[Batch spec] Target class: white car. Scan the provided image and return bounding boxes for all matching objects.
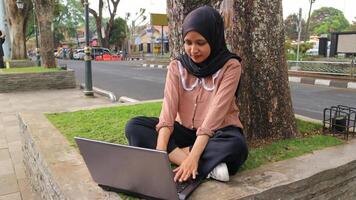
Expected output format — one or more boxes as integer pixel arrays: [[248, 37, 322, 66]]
[[73, 49, 85, 60], [306, 48, 318, 56]]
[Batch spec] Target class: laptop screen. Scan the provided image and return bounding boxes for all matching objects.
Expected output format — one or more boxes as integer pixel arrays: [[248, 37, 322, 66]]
[[75, 137, 179, 200]]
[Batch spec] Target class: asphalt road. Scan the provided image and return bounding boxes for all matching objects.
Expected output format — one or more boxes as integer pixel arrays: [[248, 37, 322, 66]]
[[59, 59, 166, 100], [59, 59, 356, 120]]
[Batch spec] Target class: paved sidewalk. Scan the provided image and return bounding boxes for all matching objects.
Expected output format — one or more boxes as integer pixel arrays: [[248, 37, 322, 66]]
[[0, 89, 117, 200]]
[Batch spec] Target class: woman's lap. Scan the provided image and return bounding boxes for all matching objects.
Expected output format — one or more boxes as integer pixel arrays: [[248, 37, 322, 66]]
[[125, 116, 196, 152], [125, 116, 248, 176]]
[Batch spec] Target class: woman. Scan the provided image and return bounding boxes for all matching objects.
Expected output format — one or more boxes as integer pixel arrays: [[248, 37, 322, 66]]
[[0, 30, 5, 68], [125, 6, 248, 183]]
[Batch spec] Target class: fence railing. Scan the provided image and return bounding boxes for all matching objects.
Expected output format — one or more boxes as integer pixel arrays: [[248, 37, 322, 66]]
[[287, 60, 355, 77]]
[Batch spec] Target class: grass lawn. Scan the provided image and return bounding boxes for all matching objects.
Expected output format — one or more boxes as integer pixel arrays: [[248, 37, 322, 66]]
[[0, 66, 61, 73], [46, 102, 343, 199], [46, 102, 343, 172]]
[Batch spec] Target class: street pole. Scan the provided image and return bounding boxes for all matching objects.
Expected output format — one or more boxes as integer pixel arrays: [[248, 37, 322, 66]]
[[296, 8, 302, 67], [76, 32, 80, 47], [32, 0, 40, 66], [83, 0, 93, 96], [161, 25, 164, 56]]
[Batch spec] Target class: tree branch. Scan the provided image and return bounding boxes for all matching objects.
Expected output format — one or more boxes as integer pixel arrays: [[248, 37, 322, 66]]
[[107, 0, 112, 15], [88, 7, 98, 19]]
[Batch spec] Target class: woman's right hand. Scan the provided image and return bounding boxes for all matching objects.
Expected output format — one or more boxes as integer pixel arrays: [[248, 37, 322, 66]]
[[156, 127, 171, 151]]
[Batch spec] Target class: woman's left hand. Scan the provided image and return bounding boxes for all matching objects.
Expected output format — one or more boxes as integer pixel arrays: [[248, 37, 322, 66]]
[[173, 155, 199, 182]]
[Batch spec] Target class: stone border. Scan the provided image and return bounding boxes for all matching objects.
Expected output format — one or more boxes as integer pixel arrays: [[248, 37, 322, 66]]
[[5, 60, 36, 68], [18, 101, 356, 199], [0, 70, 76, 93], [19, 113, 120, 200]]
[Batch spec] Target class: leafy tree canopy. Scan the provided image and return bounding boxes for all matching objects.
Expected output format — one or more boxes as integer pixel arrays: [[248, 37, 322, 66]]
[[348, 17, 356, 31], [284, 13, 306, 41], [52, 0, 84, 46], [309, 7, 349, 35], [109, 17, 128, 47]]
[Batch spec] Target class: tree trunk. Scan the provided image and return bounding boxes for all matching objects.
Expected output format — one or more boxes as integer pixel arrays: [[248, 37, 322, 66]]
[[95, 16, 104, 46], [34, 0, 56, 67], [4, 0, 31, 59], [224, 0, 298, 140], [167, 0, 298, 141]]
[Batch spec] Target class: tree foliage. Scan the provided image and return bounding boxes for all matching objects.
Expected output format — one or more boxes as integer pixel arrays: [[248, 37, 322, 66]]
[[348, 17, 356, 31], [26, 0, 83, 46], [109, 17, 128, 49], [309, 7, 350, 35], [284, 13, 306, 41], [53, 0, 84, 46], [83, 0, 120, 48]]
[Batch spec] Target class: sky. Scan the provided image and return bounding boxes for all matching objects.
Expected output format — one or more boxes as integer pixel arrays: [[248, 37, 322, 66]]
[[90, 0, 356, 24], [282, 0, 355, 22]]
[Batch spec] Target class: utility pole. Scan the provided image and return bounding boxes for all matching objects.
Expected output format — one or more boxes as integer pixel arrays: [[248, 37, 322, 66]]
[[32, 0, 40, 66], [83, 0, 93, 96], [296, 8, 302, 66], [304, 0, 316, 41]]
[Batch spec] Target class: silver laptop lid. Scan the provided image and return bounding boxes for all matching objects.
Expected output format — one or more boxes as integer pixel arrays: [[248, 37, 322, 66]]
[[75, 137, 179, 200]]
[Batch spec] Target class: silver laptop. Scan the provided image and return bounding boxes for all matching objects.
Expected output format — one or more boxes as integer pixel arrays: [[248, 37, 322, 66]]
[[75, 137, 202, 200]]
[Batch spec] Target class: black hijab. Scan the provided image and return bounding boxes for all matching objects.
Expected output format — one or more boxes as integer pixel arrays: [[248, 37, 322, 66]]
[[177, 6, 241, 78]]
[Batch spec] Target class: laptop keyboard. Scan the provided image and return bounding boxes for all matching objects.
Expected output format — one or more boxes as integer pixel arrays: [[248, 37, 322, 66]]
[[176, 179, 195, 193]]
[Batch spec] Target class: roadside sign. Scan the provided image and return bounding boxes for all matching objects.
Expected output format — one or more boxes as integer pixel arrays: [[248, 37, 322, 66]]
[[337, 33, 356, 54], [151, 14, 168, 26]]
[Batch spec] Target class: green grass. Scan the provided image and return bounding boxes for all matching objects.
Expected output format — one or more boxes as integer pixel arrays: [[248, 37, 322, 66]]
[[0, 66, 61, 73], [46, 102, 343, 199], [296, 118, 323, 134], [47, 102, 343, 169], [46, 102, 162, 147]]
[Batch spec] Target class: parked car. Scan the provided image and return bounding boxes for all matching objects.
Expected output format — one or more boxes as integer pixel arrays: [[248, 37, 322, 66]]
[[73, 49, 85, 60], [306, 48, 318, 56], [91, 47, 111, 59]]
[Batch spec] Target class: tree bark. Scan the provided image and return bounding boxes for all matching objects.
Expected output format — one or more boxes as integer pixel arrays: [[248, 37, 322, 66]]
[[88, 0, 103, 47], [225, 0, 298, 140], [34, 0, 56, 67], [167, 0, 298, 141], [4, 0, 31, 59]]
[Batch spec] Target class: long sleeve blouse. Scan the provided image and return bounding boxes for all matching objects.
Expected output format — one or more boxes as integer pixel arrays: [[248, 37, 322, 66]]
[[156, 58, 243, 137]]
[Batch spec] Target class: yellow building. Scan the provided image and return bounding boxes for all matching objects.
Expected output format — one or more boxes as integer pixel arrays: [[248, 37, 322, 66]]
[[130, 25, 169, 54]]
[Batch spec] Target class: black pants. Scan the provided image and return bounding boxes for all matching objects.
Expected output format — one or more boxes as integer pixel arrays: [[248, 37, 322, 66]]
[[0, 56, 4, 68], [125, 116, 248, 177]]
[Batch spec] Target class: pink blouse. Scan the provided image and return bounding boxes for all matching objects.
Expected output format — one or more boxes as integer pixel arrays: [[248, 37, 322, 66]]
[[156, 59, 243, 137]]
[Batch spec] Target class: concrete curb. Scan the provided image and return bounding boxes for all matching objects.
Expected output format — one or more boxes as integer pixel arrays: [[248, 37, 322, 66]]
[[140, 62, 356, 90], [127, 57, 144, 61], [118, 96, 140, 103], [142, 63, 168, 69], [289, 76, 356, 89], [295, 114, 322, 124], [79, 83, 117, 102]]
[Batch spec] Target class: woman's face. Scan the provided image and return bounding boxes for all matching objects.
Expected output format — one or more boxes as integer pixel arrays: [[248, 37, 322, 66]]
[[184, 31, 211, 63]]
